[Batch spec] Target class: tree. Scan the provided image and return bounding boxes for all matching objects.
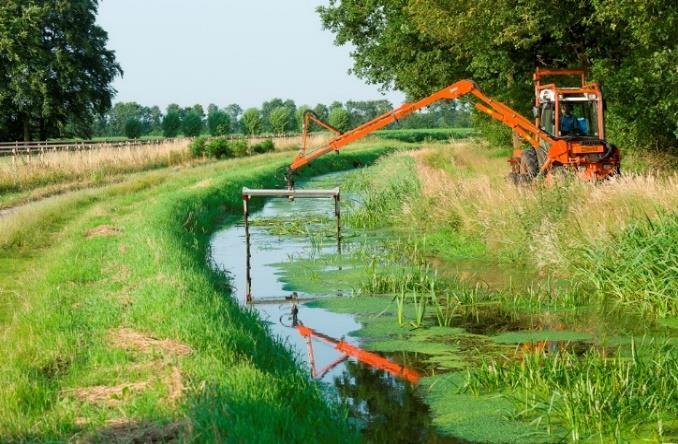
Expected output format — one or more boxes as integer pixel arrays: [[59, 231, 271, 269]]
[[0, 0, 122, 141], [269, 106, 291, 134], [162, 111, 181, 137], [182, 111, 203, 137], [191, 104, 205, 119], [261, 98, 296, 132], [313, 104, 329, 121], [207, 109, 231, 136], [295, 105, 311, 132], [328, 107, 351, 132], [345, 100, 392, 126], [318, 0, 678, 151], [124, 118, 143, 139], [241, 108, 261, 135], [224, 104, 242, 132]]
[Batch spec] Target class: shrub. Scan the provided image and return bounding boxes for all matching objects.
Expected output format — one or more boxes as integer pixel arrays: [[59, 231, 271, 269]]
[[124, 118, 143, 139], [205, 137, 231, 159], [189, 136, 207, 157], [230, 139, 249, 157], [251, 139, 275, 154]]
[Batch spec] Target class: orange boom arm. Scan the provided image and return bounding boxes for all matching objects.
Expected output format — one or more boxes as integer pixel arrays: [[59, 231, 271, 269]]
[[289, 80, 556, 174]]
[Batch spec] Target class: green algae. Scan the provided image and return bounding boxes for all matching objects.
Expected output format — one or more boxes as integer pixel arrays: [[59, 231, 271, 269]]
[[490, 330, 593, 344], [422, 373, 557, 443]]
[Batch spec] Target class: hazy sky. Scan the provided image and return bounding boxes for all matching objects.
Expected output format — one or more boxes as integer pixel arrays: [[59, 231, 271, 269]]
[[96, 0, 405, 110]]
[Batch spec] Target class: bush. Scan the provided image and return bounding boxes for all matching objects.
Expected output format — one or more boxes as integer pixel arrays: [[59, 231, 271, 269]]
[[189, 136, 207, 157], [230, 140, 249, 157], [251, 139, 275, 154], [205, 138, 231, 159]]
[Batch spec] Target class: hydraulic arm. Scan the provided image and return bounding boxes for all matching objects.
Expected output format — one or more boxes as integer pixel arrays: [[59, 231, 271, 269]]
[[290, 80, 552, 171], [288, 77, 619, 184]]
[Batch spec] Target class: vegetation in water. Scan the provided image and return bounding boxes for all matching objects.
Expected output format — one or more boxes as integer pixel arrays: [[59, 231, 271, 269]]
[[273, 140, 677, 443], [463, 341, 678, 442]]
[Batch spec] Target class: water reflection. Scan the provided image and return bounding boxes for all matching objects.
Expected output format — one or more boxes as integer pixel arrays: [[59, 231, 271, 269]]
[[331, 361, 464, 444]]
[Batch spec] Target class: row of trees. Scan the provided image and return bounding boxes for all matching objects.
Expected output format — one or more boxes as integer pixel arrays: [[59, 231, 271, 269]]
[[94, 98, 471, 139], [318, 0, 677, 151]]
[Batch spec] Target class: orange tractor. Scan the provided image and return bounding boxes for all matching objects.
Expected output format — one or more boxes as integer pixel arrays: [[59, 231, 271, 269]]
[[287, 68, 620, 186]]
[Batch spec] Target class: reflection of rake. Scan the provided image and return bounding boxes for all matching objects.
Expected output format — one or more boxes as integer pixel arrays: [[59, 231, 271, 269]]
[[296, 325, 421, 383]]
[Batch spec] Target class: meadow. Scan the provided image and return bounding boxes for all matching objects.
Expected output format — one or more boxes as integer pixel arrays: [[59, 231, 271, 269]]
[[0, 133, 331, 210]]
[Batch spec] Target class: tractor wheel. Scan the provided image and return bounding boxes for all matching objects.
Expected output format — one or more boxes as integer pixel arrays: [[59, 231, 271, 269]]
[[520, 148, 540, 180]]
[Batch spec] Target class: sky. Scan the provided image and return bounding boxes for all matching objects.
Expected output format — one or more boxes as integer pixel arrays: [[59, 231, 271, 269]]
[[96, 0, 406, 111]]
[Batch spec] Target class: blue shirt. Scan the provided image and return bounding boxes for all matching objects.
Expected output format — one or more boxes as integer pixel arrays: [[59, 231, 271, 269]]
[[560, 114, 578, 135]]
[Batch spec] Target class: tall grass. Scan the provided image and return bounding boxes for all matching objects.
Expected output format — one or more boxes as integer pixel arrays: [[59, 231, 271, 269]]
[[395, 142, 678, 316], [0, 139, 192, 198], [464, 341, 678, 442]]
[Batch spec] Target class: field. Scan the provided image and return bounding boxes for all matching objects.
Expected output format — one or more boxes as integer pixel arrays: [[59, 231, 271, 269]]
[[0, 141, 400, 441], [0, 133, 331, 210], [0, 132, 676, 442]]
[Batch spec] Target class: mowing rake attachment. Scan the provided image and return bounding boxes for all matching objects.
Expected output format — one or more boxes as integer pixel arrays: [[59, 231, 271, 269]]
[[296, 325, 421, 383], [241, 187, 341, 303]]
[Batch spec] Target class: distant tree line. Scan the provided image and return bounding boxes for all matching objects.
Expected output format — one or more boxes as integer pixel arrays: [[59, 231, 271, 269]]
[[92, 98, 471, 139]]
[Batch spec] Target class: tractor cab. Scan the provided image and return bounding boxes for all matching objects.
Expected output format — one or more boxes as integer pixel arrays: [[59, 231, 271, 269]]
[[533, 68, 605, 141]]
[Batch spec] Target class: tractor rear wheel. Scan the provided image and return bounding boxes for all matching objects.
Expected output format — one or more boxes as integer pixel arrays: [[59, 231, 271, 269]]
[[520, 148, 540, 180]]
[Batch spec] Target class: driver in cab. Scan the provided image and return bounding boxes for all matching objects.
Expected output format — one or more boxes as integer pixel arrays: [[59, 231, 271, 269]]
[[560, 103, 580, 136]]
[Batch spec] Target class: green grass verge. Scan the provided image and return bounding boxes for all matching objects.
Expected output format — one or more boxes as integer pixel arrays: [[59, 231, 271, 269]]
[[374, 128, 477, 143], [0, 143, 395, 441]]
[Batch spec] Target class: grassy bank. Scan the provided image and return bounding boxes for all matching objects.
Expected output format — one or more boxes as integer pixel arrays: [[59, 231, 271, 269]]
[[374, 127, 477, 143], [347, 142, 678, 316], [277, 141, 677, 442], [0, 142, 396, 441]]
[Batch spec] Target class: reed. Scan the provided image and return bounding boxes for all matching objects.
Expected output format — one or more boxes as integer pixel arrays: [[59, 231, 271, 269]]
[[463, 340, 677, 442]]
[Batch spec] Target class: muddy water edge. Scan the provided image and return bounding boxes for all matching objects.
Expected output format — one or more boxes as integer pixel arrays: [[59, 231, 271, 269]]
[[210, 169, 677, 443]]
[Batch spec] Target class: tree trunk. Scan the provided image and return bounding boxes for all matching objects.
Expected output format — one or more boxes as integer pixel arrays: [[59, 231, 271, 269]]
[[22, 113, 31, 142], [39, 117, 47, 141]]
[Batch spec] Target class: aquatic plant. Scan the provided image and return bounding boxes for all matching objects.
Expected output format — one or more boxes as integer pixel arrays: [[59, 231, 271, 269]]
[[463, 340, 678, 442]]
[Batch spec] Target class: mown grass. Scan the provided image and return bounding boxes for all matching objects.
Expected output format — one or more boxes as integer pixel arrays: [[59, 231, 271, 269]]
[[0, 142, 396, 441]]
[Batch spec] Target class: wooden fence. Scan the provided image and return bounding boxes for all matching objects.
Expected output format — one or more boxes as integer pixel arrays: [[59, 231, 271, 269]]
[[0, 133, 305, 158]]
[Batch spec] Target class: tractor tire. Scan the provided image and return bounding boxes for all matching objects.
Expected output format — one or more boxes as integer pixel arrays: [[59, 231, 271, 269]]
[[520, 148, 540, 180]]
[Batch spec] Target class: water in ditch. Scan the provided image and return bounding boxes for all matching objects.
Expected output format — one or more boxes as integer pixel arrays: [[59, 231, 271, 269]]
[[209, 171, 461, 443]]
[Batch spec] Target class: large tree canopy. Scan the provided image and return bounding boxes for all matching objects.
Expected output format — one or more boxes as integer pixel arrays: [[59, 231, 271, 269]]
[[0, 0, 122, 141], [318, 0, 677, 151]]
